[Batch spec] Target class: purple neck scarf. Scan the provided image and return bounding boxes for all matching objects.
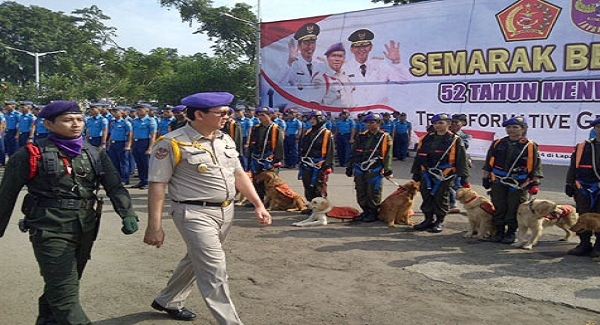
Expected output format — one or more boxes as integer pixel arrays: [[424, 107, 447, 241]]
[[48, 133, 83, 157]]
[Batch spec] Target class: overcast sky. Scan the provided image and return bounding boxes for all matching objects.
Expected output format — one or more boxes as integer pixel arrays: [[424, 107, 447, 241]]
[[12, 0, 388, 56]]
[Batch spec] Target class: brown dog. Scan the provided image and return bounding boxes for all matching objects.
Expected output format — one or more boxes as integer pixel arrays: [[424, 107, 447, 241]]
[[378, 180, 419, 227], [235, 171, 253, 206], [254, 170, 307, 211], [570, 213, 600, 233], [455, 188, 495, 240], [516, 199, 579, 250]]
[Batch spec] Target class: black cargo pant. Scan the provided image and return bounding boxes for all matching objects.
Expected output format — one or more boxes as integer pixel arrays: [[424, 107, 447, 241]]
[[31, 229, 95, 325]]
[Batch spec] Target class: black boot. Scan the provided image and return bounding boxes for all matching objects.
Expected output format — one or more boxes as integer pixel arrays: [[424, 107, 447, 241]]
[[427, 215, 445, 233], [591, 233, 600, 258], [352, 210, 368, 222], [362, 207, 380, 223], [501, 224, 517, 244], [413, 213, 434, 231], [568, 231, 594, 256], [489, 225, 505, 243]]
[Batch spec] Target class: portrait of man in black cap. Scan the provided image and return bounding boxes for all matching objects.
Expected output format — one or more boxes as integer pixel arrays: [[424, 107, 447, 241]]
[[279, 22, 325, 93], [346, 28, 411, 106]]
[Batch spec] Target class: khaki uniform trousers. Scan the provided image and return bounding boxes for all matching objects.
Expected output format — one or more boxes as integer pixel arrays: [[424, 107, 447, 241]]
[[155, 202, 243, 325]]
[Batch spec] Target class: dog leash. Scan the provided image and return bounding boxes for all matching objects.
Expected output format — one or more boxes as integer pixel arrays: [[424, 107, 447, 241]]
[[385, 177, 401, 187]]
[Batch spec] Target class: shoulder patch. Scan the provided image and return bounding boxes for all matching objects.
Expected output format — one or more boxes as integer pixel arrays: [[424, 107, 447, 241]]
[[154, 147, 169, 160]]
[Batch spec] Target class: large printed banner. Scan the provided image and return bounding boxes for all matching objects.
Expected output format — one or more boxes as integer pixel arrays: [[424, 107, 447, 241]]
[[259, 0, 600, 165]]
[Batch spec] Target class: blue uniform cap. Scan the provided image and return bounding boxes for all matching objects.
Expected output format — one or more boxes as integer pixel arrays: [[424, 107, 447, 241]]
[[362, 112, 382, 122], [172, 105, 186, 113], [234, 104, 246, 111], [502, 116, 527, 127], [5, 100, 17, 105], [452, 114, 467, 124], [90, 102, 110, 108], [256, 106, 274, 114], [181, 92, 234, 110], [135, 103, 152, 109], [590, 117, 600, 127], [38, 101, 82, 119], [324, 42, 345, 56], [430, 113, 452, 123], [20, 100, 34, 106]]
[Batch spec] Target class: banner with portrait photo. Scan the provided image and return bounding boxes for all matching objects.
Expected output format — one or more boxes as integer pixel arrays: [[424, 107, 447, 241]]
[[259, 0, 600, 165]]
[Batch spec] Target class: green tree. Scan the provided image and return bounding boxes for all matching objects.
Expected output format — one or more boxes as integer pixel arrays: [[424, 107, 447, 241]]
[[159, 0, 257, 63]]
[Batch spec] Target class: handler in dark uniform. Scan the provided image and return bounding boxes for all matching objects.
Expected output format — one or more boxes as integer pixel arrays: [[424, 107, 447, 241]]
[[0, 101, 138, 325], [144, 92, 271, 324], [411, 113, 470, 233], [168, 105, 187, 132], [221, 108, 243, 155], [298, 110, 335, 205], [247, 106, 284, 200], [565, 117, 600, 257], [482, 117, 542, 244], [346, 112, 394, 223]]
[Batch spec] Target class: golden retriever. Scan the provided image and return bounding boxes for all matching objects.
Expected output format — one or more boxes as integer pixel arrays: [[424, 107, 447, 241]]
[[455, 188, 495, 240], [516, 199, 579, 250], [378, 180, 419, 227], [292, 197, 332, 227], [254, 170, 307, 211]]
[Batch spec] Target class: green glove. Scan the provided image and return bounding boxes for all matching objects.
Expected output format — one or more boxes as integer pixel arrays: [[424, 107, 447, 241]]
[[121, 215, 139, 235]]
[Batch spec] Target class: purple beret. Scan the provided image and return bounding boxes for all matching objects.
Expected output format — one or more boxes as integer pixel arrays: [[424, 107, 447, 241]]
[[589, 117, 600, 127], [430, 113, 452, 123], [172, 105, 186, 113], [324, 42, 345, 56], [308, 110, 326, 120], [502, 116, 527, 127], [38, 101, 82, 119], [256, 106, 274, 114], [181, 92, 234, 110], [362, 112, 382, 122]]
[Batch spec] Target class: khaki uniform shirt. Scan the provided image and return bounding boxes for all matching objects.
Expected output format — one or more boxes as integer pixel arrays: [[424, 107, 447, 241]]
[[149, 124, 242, 202]]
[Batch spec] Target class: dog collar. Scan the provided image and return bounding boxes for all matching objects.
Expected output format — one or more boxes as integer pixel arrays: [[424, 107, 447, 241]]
[[527, 199, 536, 213], [464, 195, 478, 204]]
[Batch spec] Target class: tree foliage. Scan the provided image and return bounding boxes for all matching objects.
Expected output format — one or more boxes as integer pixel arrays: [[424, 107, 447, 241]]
[[0, 1, 258, 105]]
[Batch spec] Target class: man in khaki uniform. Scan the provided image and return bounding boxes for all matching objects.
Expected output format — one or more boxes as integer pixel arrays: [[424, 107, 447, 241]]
[[144, 92, 271, 324]]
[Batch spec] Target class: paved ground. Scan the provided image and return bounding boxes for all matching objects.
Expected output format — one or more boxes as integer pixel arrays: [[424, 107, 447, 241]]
[[0, 159, 599, 325]]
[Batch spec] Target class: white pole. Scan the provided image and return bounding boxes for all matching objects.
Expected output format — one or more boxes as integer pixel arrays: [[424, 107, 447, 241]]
[[256, 0, 261, 107], [34, 52, 40, 90]]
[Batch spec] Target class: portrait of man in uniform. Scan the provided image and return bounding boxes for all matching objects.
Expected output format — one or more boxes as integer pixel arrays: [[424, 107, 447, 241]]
[[346, 28, 411, 106], [279, 22, 325, 97]]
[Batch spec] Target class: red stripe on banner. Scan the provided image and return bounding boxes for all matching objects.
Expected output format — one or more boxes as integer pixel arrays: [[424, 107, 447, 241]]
[[415, 129, 495, 141], [262, 71, 396, 113], [464, 129, 495, 141], [538, 144, 574, 153], [414, 129, 574, 154], [261, 16, 330, 48]]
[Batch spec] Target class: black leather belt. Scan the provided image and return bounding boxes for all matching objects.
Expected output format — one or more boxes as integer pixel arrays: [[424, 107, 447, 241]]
[[35, 197, 96, 210], [172, 199, 231, 207]]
